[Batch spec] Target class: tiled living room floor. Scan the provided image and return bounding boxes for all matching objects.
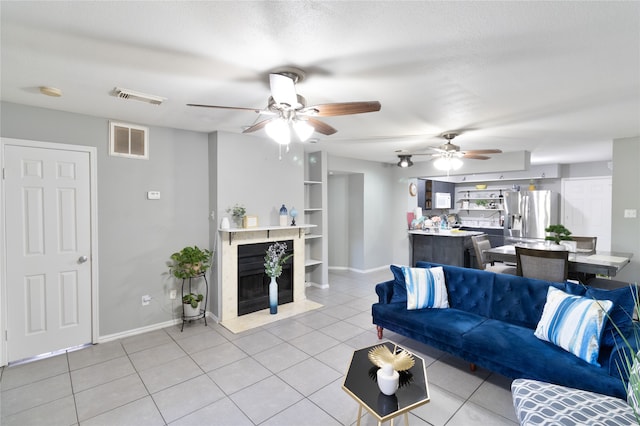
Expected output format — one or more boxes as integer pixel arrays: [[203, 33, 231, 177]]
[[0, 269, 517, 425]]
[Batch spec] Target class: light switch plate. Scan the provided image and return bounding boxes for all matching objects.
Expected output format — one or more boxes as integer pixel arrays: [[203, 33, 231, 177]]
[[147, 191, 161, 200], [624, 209, 637, 218]]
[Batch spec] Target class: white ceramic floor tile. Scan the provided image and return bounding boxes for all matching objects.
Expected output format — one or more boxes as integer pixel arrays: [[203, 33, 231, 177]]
[[121, 329, 172, 354], [75, 373, 148, 421], [307, 377, 362, 426], [289, 330, 341, 356], [174, 328, 228, 354], [261, 398, 342, 426], [252, 342, 310, 373], [1, 395, 77, 426], [0, 354, 69, 391], [469, 373, 517, 422], [278, 357, 342, 396], [169, 397, 253, 426], [81, 396, 165, 426], [207, 357, 272, 395], [152, 374, 225, 423], [229, 375, 303, 424], [1, 373, 72, 417], [70, 355, 135, 392], [138, 355, 204, 394], [410, 383, 466, 426], [67, 340, 126, 371], [232, 330, 284, 356], [128, 341, 187, 372], [446, 400, 518, 426], [190, 341, 248, 372]]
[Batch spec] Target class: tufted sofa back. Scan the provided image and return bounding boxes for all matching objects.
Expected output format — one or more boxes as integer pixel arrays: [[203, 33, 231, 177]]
[[415, 261, 569, 330]]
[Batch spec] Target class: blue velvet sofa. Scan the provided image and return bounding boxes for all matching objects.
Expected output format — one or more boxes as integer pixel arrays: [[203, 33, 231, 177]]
[[372, 261, 638, 398]]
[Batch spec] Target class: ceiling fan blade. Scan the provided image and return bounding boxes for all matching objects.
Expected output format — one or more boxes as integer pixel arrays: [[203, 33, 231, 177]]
[[269, 73, 298, 107], [242, 119, 273, 133], [463, 154, 490, 160], [307, 118, 337, 135], [304, 101, 381, 117], [187, 103, 262, 113], [464, 149, 503, 155]]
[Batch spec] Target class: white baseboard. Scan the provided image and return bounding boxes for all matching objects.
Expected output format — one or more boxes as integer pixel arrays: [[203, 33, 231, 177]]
[[328, 265, 390, 274], [97, 311, 219, 343]]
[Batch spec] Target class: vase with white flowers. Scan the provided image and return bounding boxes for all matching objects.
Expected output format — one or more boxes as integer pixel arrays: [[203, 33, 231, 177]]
[[264, 242, 293, 314]]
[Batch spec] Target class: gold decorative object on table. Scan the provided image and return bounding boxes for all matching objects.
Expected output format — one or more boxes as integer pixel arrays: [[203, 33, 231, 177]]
[[368, 344, 415, 371]]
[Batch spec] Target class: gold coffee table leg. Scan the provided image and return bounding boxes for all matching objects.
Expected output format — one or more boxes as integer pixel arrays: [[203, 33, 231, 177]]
[[356, 404, 363, 426]]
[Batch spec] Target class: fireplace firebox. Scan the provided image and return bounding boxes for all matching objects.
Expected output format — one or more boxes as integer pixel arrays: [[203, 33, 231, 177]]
[[237, 240, 293, 316]]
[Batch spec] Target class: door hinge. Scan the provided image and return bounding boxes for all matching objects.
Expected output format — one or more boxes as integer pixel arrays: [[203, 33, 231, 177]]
[[4, 330, 7, 341]]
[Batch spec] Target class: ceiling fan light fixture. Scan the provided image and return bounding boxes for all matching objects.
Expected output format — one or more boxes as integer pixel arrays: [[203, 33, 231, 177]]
[[434, 156, 463, 171], [293, 119, 314, 141], [265, 119, 291, 145], [397, 155, 413, 168]]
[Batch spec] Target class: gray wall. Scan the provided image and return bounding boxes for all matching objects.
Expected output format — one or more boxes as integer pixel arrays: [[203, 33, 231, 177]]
[[612, 136, 640, 283], [328, 174, 350, 268], [210, 131, 304, 318], [327, 155, 395, 271], [1, 101, 210, 336]]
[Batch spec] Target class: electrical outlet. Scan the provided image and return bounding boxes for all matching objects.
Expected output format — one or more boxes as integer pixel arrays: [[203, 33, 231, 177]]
[[142, 295, 151, 306], [169, 290, 177, 300]]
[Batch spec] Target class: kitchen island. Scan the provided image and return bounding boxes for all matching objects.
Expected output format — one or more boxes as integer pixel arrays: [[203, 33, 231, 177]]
[[409, 229, 485, 268]]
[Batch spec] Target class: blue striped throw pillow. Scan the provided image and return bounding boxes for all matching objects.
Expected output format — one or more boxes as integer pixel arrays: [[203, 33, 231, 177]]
[[402, 266, 449, 310], [535, 286, 613, 366]]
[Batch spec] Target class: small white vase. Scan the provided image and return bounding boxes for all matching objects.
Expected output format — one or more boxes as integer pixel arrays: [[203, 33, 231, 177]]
[[376, 363, 399, 396], [220, 216, 230, 229]]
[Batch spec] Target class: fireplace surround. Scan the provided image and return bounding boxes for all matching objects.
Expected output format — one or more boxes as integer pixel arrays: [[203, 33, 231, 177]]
[[218, 226, 311, 322]]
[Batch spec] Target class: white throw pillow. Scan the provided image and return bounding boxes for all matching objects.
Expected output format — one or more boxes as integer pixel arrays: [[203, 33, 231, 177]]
[[402, 266, 449, 310], [535, 286, 613, 365]]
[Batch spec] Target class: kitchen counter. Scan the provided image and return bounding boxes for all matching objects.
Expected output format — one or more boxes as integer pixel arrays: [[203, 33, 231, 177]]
[[408, 229, 485, 238], [409, 230, 482, 267]]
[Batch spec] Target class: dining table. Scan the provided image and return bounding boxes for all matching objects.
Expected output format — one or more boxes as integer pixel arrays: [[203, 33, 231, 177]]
[[484, 243, 633, 278]]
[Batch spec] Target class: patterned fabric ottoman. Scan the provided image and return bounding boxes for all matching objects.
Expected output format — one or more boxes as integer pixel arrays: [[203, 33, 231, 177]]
[[511, 378, 637, 425]]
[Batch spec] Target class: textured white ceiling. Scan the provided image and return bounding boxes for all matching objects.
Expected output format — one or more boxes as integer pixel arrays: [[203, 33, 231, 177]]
[[1, 1, 639, 166]]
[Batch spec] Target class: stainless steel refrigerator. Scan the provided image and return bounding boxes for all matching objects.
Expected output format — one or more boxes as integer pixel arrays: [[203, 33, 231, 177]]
[[503, 190, 558, 239]]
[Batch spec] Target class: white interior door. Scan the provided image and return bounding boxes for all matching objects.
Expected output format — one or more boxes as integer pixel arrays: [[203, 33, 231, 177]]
[[4, 143, 93, 362], [561, 177, 612, 251]]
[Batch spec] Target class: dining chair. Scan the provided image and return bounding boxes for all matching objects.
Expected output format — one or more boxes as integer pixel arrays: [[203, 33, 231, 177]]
[[571, 236, 597, 254], [515, 246, 569, 282], [471, 234, 517, 275]]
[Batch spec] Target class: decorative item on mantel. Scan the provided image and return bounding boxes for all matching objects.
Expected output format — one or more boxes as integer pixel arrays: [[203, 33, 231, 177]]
[[264, 242, 293, 315], [226, 204, 246, 228], [279, 204, 288, 226], [289, 207, 298, 226]]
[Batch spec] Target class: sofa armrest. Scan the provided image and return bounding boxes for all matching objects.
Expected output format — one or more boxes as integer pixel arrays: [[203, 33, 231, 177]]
[[376, 280, 395, 304], [604, 323, 640, 379]]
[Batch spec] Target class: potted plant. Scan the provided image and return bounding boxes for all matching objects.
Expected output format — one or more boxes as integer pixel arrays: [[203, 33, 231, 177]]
[[226, 204, 246, 227], [182, 293, 204, 317], [545, 224, 573, 244], [169, 245, 213, 279]]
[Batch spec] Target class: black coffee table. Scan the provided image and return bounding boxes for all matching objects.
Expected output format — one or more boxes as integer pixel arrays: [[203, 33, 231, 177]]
[[342, 341, 430, 426]]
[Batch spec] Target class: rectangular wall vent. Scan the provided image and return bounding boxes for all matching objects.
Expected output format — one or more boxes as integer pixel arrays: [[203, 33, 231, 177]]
[[112, 87, 166, 105], [109, 121, 149, 160]]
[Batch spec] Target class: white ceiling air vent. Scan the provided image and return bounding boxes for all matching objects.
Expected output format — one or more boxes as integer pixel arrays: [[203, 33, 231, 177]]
[[112, 87, 166, 105]]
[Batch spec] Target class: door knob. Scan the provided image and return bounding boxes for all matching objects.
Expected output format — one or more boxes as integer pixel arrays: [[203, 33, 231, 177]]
[[78, 255, 88, 264]]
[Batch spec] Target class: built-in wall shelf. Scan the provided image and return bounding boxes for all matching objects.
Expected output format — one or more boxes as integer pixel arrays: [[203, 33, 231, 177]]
[[304, 151, 329, 288]]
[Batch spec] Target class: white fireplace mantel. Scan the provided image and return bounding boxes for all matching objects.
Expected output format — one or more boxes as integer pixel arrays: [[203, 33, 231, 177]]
[[218, 225, 314, 322]]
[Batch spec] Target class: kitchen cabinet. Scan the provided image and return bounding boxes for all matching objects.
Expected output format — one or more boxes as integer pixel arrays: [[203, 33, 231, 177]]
[[417, 179, 455, 211]]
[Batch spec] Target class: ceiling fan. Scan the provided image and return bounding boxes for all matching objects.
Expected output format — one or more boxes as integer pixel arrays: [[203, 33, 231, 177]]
[[187, 67, 381, 144], [396, 133, 502, 170]]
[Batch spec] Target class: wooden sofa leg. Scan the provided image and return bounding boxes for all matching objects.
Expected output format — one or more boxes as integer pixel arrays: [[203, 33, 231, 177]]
[[376, 326, 383, 339], [470, 363, 477, 372]]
